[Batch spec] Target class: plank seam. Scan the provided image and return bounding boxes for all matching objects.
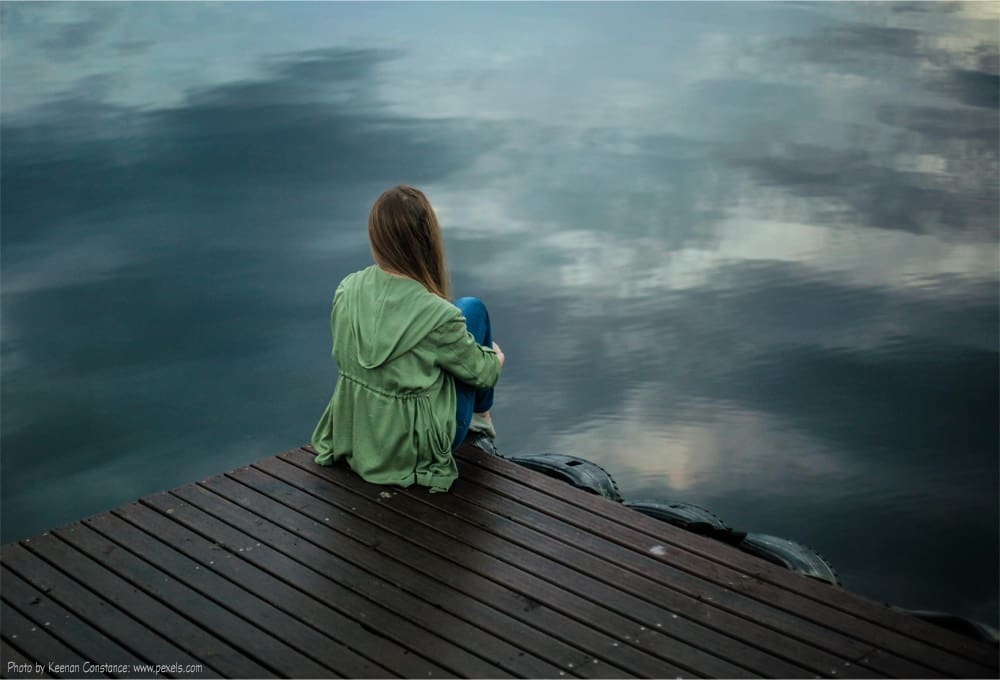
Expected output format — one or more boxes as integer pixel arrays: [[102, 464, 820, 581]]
[[84, 512, 342, 677], [177, 482, 503, 678], [239, 463, 682, 679], [242, 460, 642, 678], [451, 468, 908, 678], [0, 600, 94, 678], [134, 493, 435, 678], [247, 458, 694, 677], [275, 454, 760, 679], [44, 528, 278, 678], [1, 565, 151, 675], [399, 471, 888, 679], [0, 595, 101, 672], [108, 503, 391, 678], [143, 490, 446, 678], [217, 469, 576, 679], [9, 538, 218, 677], [395, 478, 839, 677], [1, 637, 51, 679], [454, 449, 996, 675]]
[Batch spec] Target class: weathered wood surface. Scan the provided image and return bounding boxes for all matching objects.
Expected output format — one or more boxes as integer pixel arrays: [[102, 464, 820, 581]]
[[2, 444, 996, 678]]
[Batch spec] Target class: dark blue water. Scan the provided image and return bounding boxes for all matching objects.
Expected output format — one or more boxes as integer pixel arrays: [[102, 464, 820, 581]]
[[2, 2, 997, 627]]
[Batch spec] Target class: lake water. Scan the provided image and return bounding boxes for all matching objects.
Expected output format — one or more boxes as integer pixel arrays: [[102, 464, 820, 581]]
[[2, 2, 997, 628]]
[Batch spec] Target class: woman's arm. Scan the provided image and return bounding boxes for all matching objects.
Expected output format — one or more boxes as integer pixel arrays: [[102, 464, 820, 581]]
[[429, 314, 502, 389]]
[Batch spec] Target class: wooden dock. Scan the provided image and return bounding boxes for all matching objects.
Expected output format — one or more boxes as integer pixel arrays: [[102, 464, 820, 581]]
[[2, 444, 996, 678]]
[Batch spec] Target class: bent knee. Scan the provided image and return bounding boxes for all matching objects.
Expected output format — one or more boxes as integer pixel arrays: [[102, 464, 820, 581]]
[[454, 296, 487, 315]]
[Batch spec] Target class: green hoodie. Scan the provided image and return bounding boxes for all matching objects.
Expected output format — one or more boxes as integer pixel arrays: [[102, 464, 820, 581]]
[[311, 265, 501, 492]]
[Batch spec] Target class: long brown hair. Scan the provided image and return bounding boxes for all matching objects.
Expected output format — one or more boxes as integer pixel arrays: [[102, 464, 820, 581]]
[[368, 185, 451, 299]]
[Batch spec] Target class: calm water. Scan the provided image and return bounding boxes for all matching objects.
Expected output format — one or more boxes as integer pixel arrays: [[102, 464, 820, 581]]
[[2, 2, 997, 626]]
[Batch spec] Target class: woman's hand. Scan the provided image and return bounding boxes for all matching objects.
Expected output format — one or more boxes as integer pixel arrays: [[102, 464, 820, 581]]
[[492, 341, 506, 367]]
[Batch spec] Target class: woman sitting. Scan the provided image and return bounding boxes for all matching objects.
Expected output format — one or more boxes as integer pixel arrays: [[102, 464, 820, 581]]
[[311, 185, 505, 492]]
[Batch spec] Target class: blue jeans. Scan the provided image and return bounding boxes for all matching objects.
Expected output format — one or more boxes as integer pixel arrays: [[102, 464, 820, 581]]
[[451, 297, 495, 451]]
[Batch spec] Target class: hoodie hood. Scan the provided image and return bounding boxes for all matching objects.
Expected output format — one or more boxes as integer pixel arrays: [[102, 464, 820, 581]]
[[337, 265, 456, 369]]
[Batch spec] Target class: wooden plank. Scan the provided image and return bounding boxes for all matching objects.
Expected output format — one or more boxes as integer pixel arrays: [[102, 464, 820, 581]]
[[0, 601, 102, 678], [397, 469, 890, 679], [232, 464, 645, 679], [132, 493, 449, 679], [141, 487, 506, 679], [455, 444, 999, 669], [107, 502, 395, 679], [277, 456, 807, 678], [1, 567, 146, 677], [445, 456, 933, 679], [2, 639, 53, 678], [451, 446, 1000, 677], [229, 462, 623, 679], [188, 472, 573, 679], [81, 512, 346, 678], [19, 533, 271, 678], [270, 454, 761, 678], [51, 522, 330, 678], [1, 543, 212, 678], [245, 458, 691, 678], [462, 450, 996, 670]]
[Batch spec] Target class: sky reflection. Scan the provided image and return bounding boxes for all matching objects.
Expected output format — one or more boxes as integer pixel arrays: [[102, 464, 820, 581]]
[[2, 1, 997, 625]]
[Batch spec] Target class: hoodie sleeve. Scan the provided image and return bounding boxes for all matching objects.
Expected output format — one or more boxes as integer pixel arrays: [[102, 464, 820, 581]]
[[427, 312, 501, 389]]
